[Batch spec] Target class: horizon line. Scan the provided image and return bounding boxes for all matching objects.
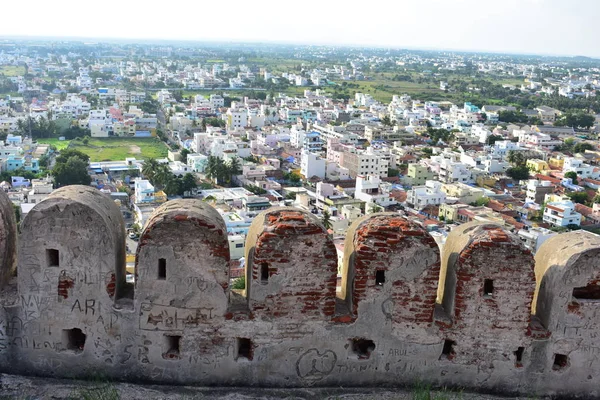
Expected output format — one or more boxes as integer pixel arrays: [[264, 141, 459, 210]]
[[0, 34, 599, 60]]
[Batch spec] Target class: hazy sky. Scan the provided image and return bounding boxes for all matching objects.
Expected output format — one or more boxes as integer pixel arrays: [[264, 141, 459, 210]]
[[2, 0, 600, 57]]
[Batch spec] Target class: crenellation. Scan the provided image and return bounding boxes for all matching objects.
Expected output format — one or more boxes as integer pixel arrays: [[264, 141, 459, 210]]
[[1, 192, 600, 397]]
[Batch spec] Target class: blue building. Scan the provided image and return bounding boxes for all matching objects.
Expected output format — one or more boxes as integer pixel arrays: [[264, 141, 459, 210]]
[[4, 155, 39, 173]]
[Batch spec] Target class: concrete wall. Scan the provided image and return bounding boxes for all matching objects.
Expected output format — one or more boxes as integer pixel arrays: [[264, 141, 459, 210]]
[[1, 190, 600, 397]]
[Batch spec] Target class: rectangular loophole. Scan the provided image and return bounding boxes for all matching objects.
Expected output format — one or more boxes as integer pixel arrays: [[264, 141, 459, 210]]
[[483, 279, 494, 297], [236, 338, 253, 361], [163, 335, 180, 360], [375, 270, 385, 286], [350, 338, 376, 360], [572, 283, 600, 300], [260, 263, 269, 284], [440, 339, 456, 360], [553, 353, 568, 371], [47, 249, 59, 267], [158, 258, 166, 280], [514, 347, 524, 367], [62, 328, 86, 353]]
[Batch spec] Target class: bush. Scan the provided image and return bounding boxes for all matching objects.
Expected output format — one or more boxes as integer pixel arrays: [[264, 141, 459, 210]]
[[231, 276, 245, 290]]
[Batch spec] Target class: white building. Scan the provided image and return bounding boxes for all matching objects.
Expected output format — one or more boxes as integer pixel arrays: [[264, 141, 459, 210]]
[[543, 200, 582, 227], [563, 157, 597, 179], [406, 180, 446, 209], [354, 175, 397, 208], [301, 150, 326, 179]]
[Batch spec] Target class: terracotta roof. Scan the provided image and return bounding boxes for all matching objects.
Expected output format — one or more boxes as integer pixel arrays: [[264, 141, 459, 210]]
[[487, 199, 506, 212], [535, 174, 561, 184], [389, 189, 407, 202], [575, 203, 594, 217]]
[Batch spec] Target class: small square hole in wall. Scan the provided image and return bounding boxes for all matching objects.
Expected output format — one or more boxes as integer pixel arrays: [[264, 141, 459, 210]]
[[163, 335, 180, 360], [553, 353, 568, 371], [62, 328, 86, 353], [375, 270, 385, 286], [158, 258, 166, 280], [236, 338, 253, 361], [47, 249, 59, 267], [260, 263, 269, 284], [440, 339, 456, 360], [483, 279, 494, 297], [514, 347, 524, 367], [350, 338, 375, 360]]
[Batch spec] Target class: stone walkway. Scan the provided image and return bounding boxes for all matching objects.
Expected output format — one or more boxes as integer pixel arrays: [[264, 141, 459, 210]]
[[0, 374, 542, 399]]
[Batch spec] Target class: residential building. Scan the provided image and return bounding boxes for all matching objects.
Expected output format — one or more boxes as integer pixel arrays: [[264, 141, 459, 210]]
[[300, 150, 326, 179], [354, 175, 397, 208], [406, 180, 446, 209], [543, 200, 582, 227], [403, 163, 431, 186], [134, 179, 155, 204], [526, 179, 555, 204]]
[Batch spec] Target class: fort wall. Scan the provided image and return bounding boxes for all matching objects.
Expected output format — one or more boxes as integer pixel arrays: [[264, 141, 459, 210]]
[[1, 186, 600, 397]]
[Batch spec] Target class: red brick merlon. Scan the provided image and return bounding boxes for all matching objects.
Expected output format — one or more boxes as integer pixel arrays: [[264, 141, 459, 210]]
[[438, 222, 535, 334], [339, 213, 441, 326], [245, 207, 337, 321]]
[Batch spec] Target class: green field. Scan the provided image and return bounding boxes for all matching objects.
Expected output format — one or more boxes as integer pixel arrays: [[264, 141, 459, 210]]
[[69, 138, 169, 162], [37, 138, 72, 151], [0, 65, 26, 77]]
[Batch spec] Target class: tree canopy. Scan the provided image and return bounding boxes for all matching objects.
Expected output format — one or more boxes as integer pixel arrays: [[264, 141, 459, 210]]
[[52, 156, 91, 187]]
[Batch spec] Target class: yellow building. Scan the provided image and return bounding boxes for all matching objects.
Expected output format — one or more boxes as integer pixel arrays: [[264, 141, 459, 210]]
[[548, 156, 565, 169], [526, 159, 550, 173], [154, 190, 168, 203], [441, 182, 485, 204]]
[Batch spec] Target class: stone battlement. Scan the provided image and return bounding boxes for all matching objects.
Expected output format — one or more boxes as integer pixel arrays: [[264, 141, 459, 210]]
[[1, 186, 600, 398]]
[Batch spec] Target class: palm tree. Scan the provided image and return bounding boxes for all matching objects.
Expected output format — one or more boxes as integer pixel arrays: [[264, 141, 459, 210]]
[[142, 158, 159, 182], [206, 156, 226, 185], [321, 210, 332, 230], [227, 157, 242, 184], [153, 163, 173, 189]]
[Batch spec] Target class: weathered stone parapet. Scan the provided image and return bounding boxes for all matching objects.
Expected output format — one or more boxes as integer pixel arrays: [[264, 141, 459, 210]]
[[0, 190, 17, 287], [1, 192, 600, 398]]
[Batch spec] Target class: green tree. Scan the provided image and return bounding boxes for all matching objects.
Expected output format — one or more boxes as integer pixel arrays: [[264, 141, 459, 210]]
[[566, 191, 588, 205], [206, 156, 226, 184], [227, 157, 242, 184], [181, 173, 197, 193], [486, 134, 503, 145], [164, 176, 183, 196], [180, 148, 191, 164], [141, 158, 159, 182], [388, 168, 400, 177], [573, 143, 594, 154], [507, 150, 526, 167], [506, 165, 530, 181], [52, 156, 92, 187], [565, 171, 578, 185], [153, 163, 173, 189], [321, 210, 332, 230], [55, 149, 90, 164]]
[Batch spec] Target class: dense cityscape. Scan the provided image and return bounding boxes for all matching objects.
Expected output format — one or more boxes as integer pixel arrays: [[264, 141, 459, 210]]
[[2, 39, 600, 267], [2, 36, 600, 398]]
